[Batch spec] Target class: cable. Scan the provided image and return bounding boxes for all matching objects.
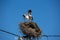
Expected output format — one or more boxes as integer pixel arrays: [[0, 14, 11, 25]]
[[41, 35, 48, 40], [42, 35, 60, 37], [0, 29, 19, 37], [0, 29, 60, 40], [42, 35, 60, 40]]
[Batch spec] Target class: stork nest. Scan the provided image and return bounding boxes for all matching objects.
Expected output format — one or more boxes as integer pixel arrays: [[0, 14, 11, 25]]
[[19, 22, 42, 37]]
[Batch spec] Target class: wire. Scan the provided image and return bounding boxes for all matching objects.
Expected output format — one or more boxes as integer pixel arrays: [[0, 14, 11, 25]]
[[0, 29, 60, 40], [42, 35, 60, 40], [42, 35, 60, 37], [0, 29, 19, 37]]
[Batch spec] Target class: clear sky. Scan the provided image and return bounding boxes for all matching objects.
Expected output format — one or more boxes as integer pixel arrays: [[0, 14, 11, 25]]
[[0, 0, 60, 40]]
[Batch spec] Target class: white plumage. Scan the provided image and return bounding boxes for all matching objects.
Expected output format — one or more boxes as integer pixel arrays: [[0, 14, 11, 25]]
[[23, 12, 33, 21]]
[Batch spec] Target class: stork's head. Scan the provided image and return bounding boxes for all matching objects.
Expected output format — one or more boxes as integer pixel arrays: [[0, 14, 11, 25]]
[[28, 10, 32, 14]]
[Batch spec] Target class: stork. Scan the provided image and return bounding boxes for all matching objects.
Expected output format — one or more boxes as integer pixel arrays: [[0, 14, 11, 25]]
[[23, 10, 33, 22]]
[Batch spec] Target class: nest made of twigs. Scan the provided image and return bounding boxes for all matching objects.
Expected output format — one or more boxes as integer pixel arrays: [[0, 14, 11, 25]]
[[19, 22, 42, 37]]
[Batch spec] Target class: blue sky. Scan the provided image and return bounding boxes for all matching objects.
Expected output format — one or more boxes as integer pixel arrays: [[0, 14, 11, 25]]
[[0, 0, 60, 40]]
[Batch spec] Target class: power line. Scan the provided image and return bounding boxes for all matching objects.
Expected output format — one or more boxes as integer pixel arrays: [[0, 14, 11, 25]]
[[0, 29, 19, 37], [0, 29, 60, 40], [42, 35, 60, 37], [0, 29, 60, 37], [42, 35, 60, 40]]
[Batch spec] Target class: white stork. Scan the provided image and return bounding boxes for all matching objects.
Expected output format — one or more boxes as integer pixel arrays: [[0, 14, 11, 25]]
[[23, 10, 33, 21]]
